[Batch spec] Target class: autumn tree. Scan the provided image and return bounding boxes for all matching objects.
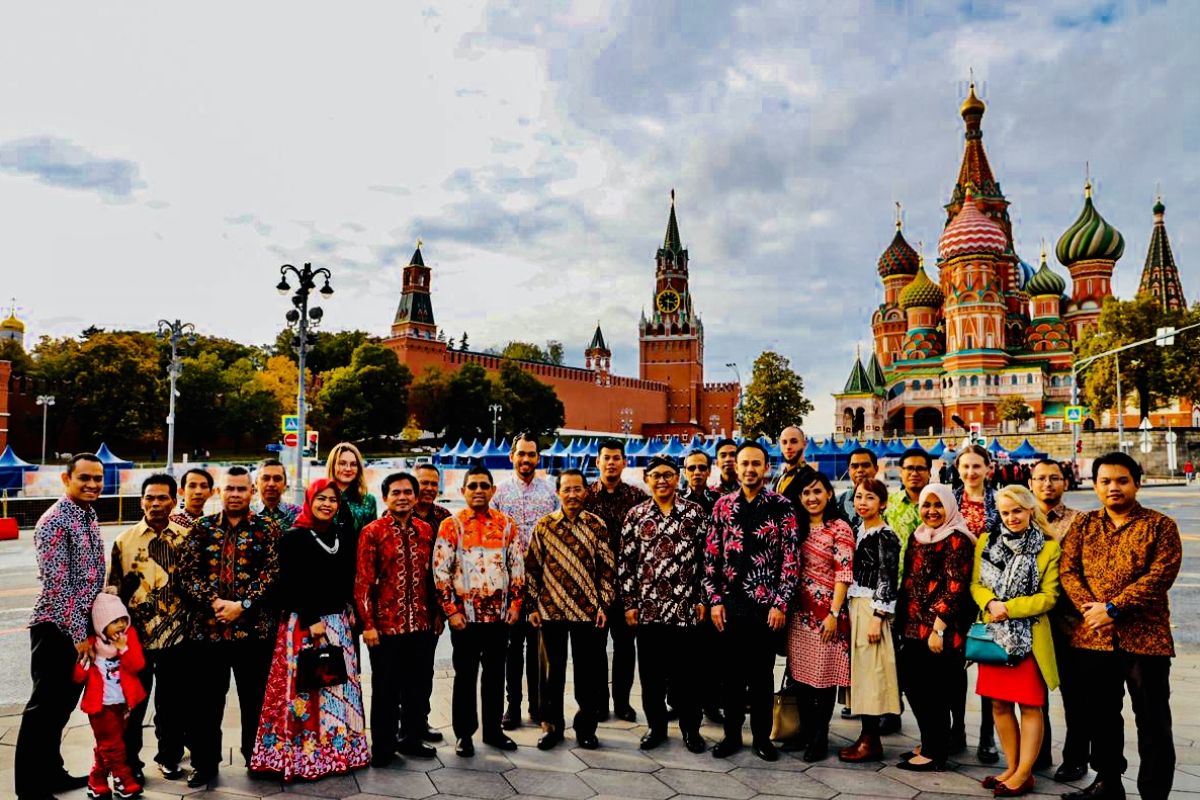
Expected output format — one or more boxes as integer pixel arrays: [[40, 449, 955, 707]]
[[738, 350, 814, 439], [996, 396, 1035, 431], [316, 344, 412, 445]]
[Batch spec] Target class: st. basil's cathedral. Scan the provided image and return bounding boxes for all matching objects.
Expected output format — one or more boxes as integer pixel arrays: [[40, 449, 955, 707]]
[[834, 83, 1189, 438]]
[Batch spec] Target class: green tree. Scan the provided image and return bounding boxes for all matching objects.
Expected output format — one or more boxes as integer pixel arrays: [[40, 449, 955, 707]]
[[1165, 303, 1200, 407], [444, 363, 492, 442], [492, 362, 565, 439], [272, 329, 375, 374], [409, 367, 450, 436], [174, 351, 229, 450], [224, 357, 284, 449], [492, 340, 567, 365], [996, 395, 1035, 431], [315, 344, 412, 444], [0, 339, 34, 375], [738, 350, 814, 439], [69, 332, 163, 445]]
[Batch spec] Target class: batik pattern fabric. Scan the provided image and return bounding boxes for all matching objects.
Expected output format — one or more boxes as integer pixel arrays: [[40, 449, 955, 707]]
[[255, 501, 301, 532], [1044, 503, 1079, 541], [678, 485, 720, 515], [432, 509, 524, 623], [954, 486, 998, 541], [107, 520, 192, 650], [249, 609, 369, 781], [898, 530, 974, 650], [884, 489, 921, 580], [702, 489, 801, 614], [413, 503, 452, 532], [341, 492, 379, 534], [493, 475, 560, 553], [583, 480, 649, 554], [618, 498, 708, 626], [169, 509, 201, 529], [31, 497, 106, 644], [524, 510, 615, 622], [786, 518, 854, 688], [355, 515, 438, 635]]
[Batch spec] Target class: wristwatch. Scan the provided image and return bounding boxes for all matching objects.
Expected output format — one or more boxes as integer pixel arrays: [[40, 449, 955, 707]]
[[1105, 601, 1119, 619], [933, 629, 945, 638], [242, 599, 253, 610]]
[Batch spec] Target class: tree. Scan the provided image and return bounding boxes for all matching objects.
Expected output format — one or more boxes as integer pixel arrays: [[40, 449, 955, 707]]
[[223, 357, 285, 448], [401, 414, 422, 443], [492, 362, 565, 439], [174, 351, 230, 450], [315, 344, 412, 444], [0, 339, 34, 375], [738, 350, 814, 439], [68, 332, 164, 445], [256, 355, 304, 410], [272, 328, 375, 374], [996, 396, 1034, 431], [1165, 303, 1200, 407], [459, 332, 470, 352], [409, 367, 450, 436], [443, 363, 493, 442], [491, 340, 567, 365]]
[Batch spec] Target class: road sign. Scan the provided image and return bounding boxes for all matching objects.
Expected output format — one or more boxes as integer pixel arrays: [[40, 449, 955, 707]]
[[1166, 430, 1178, 444], [282, 415, 299, 434], [1139, 417, 1152, 431], [284, 432, 299, 447], [1140, 441, 1153, 454], [1065, 406, 1085, 424]]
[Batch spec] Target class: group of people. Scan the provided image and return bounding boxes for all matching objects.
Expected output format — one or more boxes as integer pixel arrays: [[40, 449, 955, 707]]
[[13, 432, 1180, 800]]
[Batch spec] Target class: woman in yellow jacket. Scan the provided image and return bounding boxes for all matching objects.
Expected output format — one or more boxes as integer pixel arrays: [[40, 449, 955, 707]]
[[970, 485, 1060, 798]]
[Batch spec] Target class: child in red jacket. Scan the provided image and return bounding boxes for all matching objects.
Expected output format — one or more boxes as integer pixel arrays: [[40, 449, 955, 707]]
[[74, 591, 147, 799]]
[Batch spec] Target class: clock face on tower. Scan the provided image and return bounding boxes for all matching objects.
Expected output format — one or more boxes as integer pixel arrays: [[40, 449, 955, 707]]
[[656, 289, 681, 314]]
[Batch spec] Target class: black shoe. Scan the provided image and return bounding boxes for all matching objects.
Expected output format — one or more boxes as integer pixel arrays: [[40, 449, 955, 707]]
[[156, 760, 186, 781], [596, 707, 611, 722], [840, 705, 854, 718], [948, 729, 968, 754], [802, 738, 829, 763], [977, 739, 1001, 764], [576, 733, 600, 750], [896, 758, 944, 772], [1054, 763, 1089, 783], [683, 731, 706, 754], [397, 738, 438, 758], [753, 740, 780, 762], [665, 706, 679, 721], [528, 706, 541, 724], [712, 737, 743, 758], [422, 724, 445, 743], [51, 774, 89, 792], [538, 729, 564, 750], [186, 768, 217, 788], [501, 704, 521, 730], [878, 713, 902, 736], [704, 706, 725, 724], [614, 705, 638, 722], [1061, 775, 1125, 799], [778, 733, 811, 752], [129, 769, 145, 787], [371, 751, 394, 768], [456, 738, 474, 757], [483, 733, 519, 751], [639, 729, 668, 751]]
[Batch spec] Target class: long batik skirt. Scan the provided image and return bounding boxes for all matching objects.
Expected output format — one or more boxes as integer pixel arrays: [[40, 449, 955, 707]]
[[249, 609, 370, 781]]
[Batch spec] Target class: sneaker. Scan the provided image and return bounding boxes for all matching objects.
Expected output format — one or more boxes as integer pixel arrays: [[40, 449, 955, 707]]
[[156, 760, 186, 781], [112, 777, 143, 800], [86, 785, 113, 800]]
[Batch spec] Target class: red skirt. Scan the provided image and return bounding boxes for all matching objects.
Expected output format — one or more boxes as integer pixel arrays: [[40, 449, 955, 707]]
[[976, 653, 1045, 706]]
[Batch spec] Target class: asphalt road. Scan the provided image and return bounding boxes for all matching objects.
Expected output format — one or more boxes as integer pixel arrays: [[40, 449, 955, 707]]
[[1, 485, 1197, 712]]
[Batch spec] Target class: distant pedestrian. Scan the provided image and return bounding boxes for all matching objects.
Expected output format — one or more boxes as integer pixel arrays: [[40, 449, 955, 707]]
[[15, 453, 108, 800], [328, 442, 377, 533], [1184, 459, 1195, 484]]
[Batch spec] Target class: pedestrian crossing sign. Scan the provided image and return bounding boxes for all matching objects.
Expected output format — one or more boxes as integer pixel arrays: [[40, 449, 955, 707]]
[[282, 414, 299, 434], [1065, 406, 1085, 424]]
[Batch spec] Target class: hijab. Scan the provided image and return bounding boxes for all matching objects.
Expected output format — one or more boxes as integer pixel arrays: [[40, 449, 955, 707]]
[[911, 483, 974, 545], [293, 477, 339, 532]]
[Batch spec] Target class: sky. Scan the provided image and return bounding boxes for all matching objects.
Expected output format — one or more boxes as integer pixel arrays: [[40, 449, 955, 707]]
[[1, 0, 1196, 435]]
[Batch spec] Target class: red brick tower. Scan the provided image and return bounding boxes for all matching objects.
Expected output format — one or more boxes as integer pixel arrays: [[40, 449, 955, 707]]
[[385, 242, 448, 376]]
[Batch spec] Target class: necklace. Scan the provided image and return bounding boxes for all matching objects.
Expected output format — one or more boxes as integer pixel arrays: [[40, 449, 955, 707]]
[[310, 529, 340, 555]]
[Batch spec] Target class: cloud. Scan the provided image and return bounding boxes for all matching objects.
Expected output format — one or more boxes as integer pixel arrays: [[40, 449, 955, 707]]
[[0, 136, 143, 197]]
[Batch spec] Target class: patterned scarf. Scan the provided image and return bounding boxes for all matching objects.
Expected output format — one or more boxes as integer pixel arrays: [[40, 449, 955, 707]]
[[977, 522, 1044, 657]]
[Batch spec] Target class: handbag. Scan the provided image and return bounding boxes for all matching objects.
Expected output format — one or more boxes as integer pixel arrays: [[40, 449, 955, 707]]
[[965, 622, 1016, 666], [770, 676, 801, 742], [297, 644, 348, 692]]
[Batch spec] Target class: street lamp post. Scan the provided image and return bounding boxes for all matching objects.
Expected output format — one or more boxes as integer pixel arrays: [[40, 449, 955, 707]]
[[36, 395, 54, 465], [619, 407, 634, 437], [156, 319, 196, 475], [278, 263, 334, 505], [489, 404, 502, 442]]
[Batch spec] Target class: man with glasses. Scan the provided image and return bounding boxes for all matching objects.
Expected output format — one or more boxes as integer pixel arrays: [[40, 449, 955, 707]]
[[680, 449, 720, 514], [620, 456, 709, 753], [714, 438, 740, 494], [432, 465, 524, 756], [885, 448, 931, 554]]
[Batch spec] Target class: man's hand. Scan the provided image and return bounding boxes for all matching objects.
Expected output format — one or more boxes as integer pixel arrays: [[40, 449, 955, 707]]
[[595, 609, 607, 628], [625, 609, 638, 627], [819, 614, 837, 644], [75, 639, 94, 662], [711, 604, 726, 632], [505, 605, 520, 625], [695, 604, 707, 623], [363, 629, 380, 648], [1082, 601, 1115, 632], [528, 611, 542, 629], [868, 616, 883, 644], [448, 612, 467, 631], [987, 599, 1009, 622], [434, 616, 445, 636], [767, 607, 787, 632], [212, 599, 244, 624]]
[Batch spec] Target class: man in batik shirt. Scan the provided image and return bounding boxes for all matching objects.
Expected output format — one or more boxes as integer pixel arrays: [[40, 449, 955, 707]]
[[252, 459, 301, 530], [679, 449, 720, 514], [170, 467, 213, 528], [492, 434, 558, 730], [620, 456, 709, 753], [713, 437, 740, 494]]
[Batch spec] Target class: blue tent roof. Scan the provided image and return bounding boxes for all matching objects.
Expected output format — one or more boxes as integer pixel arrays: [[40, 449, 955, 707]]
[[0, 445, 36, 469], [987, 438, 1007, 455], [95, 442, 133, 466], [642, 439, 666, 457], [1009, 439, 1047, 459], [661, 437, 687, 457], [927, 439, 947, 458], [542, 439, 566, 457], [444, 438, 467, 457], [488, 438, 510, 457], [464, 439, 490, 459], [803, 437, 819, 458]]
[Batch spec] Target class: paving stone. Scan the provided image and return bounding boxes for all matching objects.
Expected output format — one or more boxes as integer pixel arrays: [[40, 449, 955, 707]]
[[503, 768, 596, 798], [203, 769, 284, 796], [283, 772, 362, 797], [717, 747, 814, 772], [728, 766, 839, 798], [572, 747, 661, 773], [431, 767, 517, 799], [805, 765, 918, 797], [504, 745, 588, 774], [656, 767, 756, 798], [443, 749, 515, 772], [878, 764, 990, 795], [642, 739, 733, 772], [355, 766, 439, 798], [577, 768, 674, 799]]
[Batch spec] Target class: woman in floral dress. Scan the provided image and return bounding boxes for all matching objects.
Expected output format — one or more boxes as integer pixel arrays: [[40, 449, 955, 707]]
[[250, 478, 369, 780], [784, 469, 854, 762]]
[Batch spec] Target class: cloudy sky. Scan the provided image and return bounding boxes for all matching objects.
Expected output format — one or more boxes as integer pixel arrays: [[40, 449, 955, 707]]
[[2, 0, 1195, 434]]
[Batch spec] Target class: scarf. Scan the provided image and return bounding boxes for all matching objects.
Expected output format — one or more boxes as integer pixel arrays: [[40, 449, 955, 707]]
[[911, 484, 973, 544], [977, 522, 1045, 657], [293, 478, 339, 540]]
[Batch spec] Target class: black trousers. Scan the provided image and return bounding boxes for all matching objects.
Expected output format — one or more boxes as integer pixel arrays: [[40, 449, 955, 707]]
[[599, 601, 636, 711], [505, 619, 540, 714], [451, 623, 509, 740], [190, 638, 273, 772], [719, 611, 778, 743], [15, 623, 87, 795], [124, 644, 190, 771], [796, 683, 837, 743], [951, 661, 994, 742], [539, 621, 603, 736], [369, 630, 436, 754], [1074, 648, 1174, 800], [637, 624, 702, 734], [900, 639, 963, 766], [699, 618, 724, 712], [1048, 626, 1089, 766]]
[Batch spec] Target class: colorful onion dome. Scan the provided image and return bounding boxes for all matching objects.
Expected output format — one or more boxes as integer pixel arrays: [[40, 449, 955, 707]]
[[1026, 250, 1067, 297], [1056, 181, 1124, 266], [938, 189, 1007, 260], [877, 224, 920, 278], [899, 264, 944, 309], [1016, 258, 1036, 290], [0, 313, 24, 333], [961, 81, 986, 118]]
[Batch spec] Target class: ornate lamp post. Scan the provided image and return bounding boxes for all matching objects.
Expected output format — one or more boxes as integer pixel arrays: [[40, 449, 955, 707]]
[[277, 263, 333, 504], [619, 407, 634, 436], [489, 403, 502, 442], [157, 319, 196, 475], [36, 395, 55, 465]]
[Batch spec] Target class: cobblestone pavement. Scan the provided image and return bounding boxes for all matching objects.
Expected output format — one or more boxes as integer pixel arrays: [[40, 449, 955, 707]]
[[3, 652, 1200, 800]]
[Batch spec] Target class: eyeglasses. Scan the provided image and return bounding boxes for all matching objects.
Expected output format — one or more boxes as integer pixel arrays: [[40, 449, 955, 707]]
[[901, 466, 930, 473], [645, 472, 678, 482], [1030, 476, 1064, 483], [684, 465, 709, 472], [465, 482, 492, 491]]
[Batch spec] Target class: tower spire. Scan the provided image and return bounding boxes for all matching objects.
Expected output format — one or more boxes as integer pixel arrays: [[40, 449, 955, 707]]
[[663, 189, 682, 253], [1138, 192, 1186, 311]]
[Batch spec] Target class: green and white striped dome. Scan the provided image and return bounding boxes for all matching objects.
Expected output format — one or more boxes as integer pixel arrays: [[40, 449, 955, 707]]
[[1056, 181, 1124, 266]]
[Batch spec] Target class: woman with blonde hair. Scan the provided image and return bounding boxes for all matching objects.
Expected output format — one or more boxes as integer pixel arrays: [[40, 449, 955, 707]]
[[969, 484, 1060, 797], [327, 442, 377, 533]]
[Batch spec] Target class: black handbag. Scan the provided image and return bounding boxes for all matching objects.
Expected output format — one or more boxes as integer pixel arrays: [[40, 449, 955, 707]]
[[297, 644, 348, 692]]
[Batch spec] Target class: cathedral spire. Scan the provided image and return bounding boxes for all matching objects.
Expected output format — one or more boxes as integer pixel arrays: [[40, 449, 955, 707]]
[[663, 188, 683, 253], [1139, 193, 1186, 312]]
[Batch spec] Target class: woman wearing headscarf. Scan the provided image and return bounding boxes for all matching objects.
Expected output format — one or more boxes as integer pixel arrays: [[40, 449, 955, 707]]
[[895, 484, 975, 772], [970, 485, 1060, 797], [250, 478, 369, 780]]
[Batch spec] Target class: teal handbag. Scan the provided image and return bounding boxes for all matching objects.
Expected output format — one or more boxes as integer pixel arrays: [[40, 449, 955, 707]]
[[965, 622, 1016, 666]]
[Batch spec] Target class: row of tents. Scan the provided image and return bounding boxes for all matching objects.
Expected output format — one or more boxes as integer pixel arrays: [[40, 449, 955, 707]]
[[0, 442, 132, 493]]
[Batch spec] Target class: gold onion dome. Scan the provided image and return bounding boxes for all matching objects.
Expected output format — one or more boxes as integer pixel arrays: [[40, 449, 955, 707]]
[[1056, 181, 1124, 266], [0, 313, 24, 333], [899, 263, 944, 309], [1026, 251, 1067, 297], [877, 224, 920, 278], [938, 189, 1007, 260], [960, 81, 986, 118]]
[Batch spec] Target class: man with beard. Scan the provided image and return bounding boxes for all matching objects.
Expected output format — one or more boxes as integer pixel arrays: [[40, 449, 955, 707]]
[[772, 426, 808, 506]]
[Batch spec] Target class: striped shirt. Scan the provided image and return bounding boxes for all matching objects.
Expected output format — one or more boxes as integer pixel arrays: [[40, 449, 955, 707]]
[[524, 510, 615, 623]]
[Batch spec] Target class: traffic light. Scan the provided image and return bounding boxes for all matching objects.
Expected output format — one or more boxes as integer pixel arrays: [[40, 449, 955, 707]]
[[1076, 439, 1083, 454]]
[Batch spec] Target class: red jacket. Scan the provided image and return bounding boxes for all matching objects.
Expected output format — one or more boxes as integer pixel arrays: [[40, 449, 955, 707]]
[[73, 627, 147, 714]]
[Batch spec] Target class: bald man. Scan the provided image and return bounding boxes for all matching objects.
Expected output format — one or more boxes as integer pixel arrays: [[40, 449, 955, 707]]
[[772, 427, 808, 508]]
